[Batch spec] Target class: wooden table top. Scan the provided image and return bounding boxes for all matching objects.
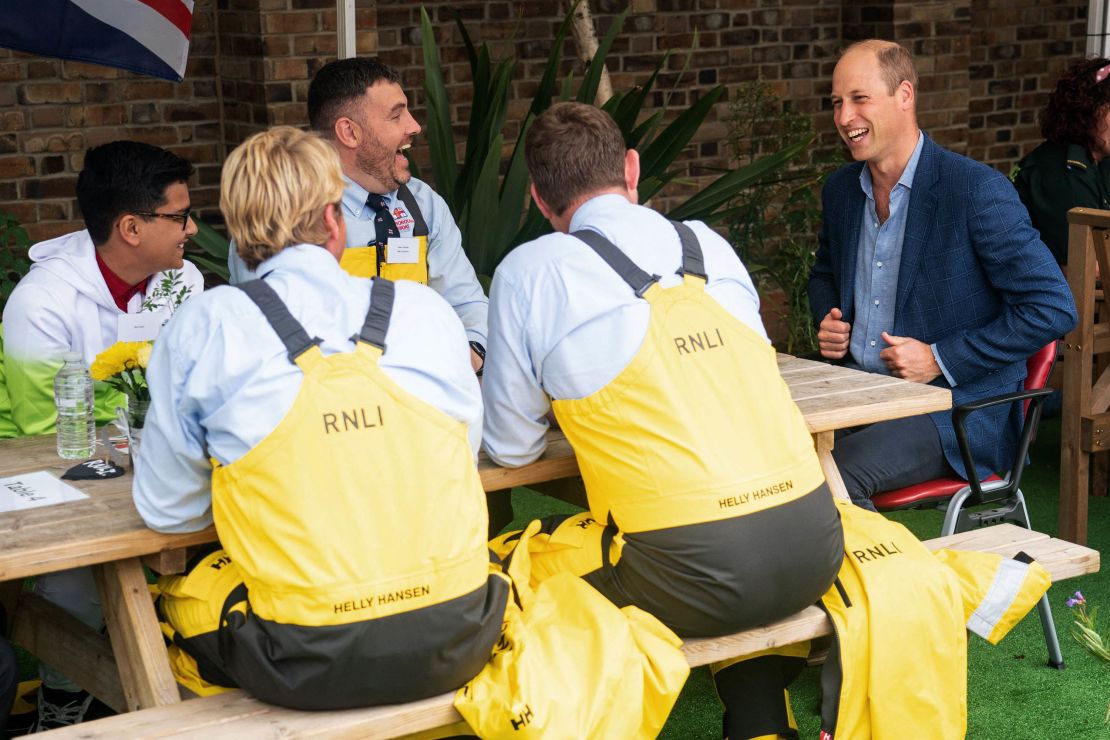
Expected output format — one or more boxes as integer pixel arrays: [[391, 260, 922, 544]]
[[0, 355, 950, 581]]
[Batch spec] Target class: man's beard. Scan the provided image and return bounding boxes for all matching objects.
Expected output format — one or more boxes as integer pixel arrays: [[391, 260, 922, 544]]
[[355, 142, 410, 192]]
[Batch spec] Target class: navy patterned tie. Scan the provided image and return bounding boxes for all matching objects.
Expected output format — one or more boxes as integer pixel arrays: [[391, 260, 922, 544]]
[[366, 193, 400, 245]]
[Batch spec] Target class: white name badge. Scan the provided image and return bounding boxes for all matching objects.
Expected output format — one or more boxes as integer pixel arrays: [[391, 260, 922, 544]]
[[386, 237, 420, 264], [117, 308, 169, 342]]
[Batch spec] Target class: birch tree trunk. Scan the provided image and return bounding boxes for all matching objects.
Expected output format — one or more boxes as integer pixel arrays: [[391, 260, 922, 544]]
[[568, 1, 613, 105]]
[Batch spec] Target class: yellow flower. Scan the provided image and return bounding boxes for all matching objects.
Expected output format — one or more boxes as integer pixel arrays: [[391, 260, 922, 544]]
[[90, 341, 153, 380]]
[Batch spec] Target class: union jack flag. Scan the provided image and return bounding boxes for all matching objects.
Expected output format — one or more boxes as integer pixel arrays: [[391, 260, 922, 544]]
[[0, 0, 193, 82]]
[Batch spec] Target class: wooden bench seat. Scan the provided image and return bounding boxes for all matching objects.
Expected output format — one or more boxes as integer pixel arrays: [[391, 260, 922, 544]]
[[40, 524, 1100, 739]]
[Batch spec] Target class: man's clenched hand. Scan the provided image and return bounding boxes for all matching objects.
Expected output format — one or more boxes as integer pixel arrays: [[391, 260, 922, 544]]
[[879, 332, 940, 383], [818, 307, 851, 359]]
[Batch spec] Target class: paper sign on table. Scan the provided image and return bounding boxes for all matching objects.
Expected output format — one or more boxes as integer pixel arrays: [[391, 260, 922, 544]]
[[0, 470, 89, 513]]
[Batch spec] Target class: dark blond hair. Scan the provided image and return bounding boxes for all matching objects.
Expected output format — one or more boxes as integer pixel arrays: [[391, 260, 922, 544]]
[[843, 39, 918, 95], [525, 102, 627, 216], [221, 127, 345, 269]]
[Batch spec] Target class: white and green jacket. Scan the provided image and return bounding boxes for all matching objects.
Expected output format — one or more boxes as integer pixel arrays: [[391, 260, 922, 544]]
[[0, 229, 203, 437]]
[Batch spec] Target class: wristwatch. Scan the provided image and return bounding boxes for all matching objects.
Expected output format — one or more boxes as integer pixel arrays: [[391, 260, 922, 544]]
[[469, 341, 486, 377]]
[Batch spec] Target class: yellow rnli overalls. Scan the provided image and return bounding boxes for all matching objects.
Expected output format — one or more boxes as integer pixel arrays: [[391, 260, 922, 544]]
[[818, 499, 1050, 739], [157, 277, 507, 710], [339, 183, 430, 284], [490, 222, 845, 739]]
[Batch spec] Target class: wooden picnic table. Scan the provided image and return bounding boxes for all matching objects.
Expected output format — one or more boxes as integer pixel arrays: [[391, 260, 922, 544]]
[[0, 354, 951, 713]]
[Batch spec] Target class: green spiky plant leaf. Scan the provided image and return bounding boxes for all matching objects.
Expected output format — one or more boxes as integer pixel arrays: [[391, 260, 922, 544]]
[[186, 216, 230, 282], [417, 3, 810, 281]]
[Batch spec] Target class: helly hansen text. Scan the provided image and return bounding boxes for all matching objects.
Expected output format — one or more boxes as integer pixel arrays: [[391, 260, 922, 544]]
[[333, 584, 430, 613], [719, 479, 794, 508], [323, 406, 384, 434], [674, 329, 725, 355]]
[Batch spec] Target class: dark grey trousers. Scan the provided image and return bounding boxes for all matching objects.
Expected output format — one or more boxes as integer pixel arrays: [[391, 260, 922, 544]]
[[832, 414, 954, 511]]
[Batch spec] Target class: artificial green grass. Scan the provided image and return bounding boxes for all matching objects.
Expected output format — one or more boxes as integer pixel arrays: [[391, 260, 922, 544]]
[[505, 415, 1110, 738]]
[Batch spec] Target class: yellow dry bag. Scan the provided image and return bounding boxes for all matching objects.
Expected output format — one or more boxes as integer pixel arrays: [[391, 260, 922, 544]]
[[456, 520, 690, 739]]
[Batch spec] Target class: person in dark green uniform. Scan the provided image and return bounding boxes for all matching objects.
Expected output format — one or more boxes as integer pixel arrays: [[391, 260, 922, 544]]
[[1013, 57, 1110, 266]]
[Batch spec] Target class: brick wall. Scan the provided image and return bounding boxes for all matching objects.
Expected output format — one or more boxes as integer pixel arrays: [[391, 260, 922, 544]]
[[0, 0, 1091, 242], [0, 2, 222, 242], [372, 0, 845, 209], [894, 1, 973, 153], [968, 0, 1088, 169]]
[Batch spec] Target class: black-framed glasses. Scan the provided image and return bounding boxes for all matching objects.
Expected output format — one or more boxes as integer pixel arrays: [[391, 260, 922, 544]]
[[134, 208, 192, 230]]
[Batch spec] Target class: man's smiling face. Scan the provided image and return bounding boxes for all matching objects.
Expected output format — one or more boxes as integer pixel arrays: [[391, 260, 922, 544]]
[[350, 80, 421, 193], [134, 181, 195, 274], [830, 48, 915, 168]]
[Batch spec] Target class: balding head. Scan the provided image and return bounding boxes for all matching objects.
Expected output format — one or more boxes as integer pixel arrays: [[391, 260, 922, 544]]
[[841, 40, 918, 99], [831, 39, 920, 173]]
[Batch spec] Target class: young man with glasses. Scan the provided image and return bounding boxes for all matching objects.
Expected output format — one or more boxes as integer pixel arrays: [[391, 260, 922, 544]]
[[4, 140, 203, 437], [0, 140, 203, 730]]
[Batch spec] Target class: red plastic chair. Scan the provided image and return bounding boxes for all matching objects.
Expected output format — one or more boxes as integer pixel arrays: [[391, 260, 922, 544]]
[[871, 341, 1064, 668]]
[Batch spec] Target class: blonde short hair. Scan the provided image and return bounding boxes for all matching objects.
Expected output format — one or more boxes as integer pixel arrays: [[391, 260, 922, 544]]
[[220, 126, 346, 270]]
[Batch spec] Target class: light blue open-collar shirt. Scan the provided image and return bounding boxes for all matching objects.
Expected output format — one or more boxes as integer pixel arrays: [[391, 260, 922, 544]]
[[849, 132, 952, 383], [227, 175, 489, 346]]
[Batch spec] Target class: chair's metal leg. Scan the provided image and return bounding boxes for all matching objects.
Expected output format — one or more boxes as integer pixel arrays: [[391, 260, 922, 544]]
[[1037, 594, 1066, 669], [941, 485, 975, 536], [1013, 489, 1065, 669], [1011, 490, 1032, 529]]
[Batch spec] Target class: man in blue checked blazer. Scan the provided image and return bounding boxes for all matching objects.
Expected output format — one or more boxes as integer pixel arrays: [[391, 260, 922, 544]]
[[808, 39, 1077, 511]]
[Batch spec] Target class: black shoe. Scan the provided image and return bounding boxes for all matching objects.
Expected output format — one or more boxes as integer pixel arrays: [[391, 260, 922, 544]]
[[31, 685, 115, 732]]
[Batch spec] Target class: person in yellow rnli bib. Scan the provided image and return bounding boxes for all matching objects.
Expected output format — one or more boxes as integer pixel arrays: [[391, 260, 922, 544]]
[[133, 126, 507, 709], [226, 57, 489, 378], [482, 102, 845, 739]]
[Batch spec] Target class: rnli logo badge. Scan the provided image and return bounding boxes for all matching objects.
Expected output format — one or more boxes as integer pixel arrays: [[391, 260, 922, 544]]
[[392, 206, 415, 233]]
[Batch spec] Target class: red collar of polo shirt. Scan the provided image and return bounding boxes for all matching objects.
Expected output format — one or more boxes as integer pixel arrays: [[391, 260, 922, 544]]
[[95, 251, 149, 312]]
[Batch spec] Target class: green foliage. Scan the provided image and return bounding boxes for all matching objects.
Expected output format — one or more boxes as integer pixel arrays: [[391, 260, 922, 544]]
[[140, 269, 191, 312], [0, 211, 32, 312], [418, 3, 812, 279], [724, 83, 838, 355], [185, 215, 230, 282], [1066, 591, 1110, 723]]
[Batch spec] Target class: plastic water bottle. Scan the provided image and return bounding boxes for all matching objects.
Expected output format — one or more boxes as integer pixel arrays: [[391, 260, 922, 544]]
[[54, 352, 96, 459]]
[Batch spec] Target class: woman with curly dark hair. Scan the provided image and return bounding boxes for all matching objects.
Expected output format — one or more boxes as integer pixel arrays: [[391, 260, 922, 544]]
[[1013, 57, 1110, 266]]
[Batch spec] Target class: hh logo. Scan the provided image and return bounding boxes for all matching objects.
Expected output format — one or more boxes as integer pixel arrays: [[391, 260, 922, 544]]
[[208, 555, 233, 571], [510, 704, 534, 731]]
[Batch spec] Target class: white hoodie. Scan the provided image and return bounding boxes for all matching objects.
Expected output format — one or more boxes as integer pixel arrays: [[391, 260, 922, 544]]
[[2, 229, 204, 435]]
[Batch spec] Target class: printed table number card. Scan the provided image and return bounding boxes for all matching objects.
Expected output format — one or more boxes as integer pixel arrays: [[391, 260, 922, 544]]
[[0, 471, 89, 513]]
